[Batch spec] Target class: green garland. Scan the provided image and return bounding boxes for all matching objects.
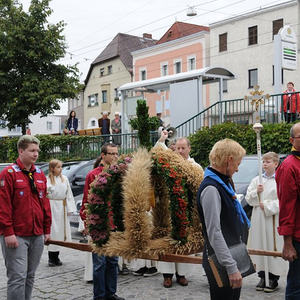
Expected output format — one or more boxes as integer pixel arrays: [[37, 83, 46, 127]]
[[152, 155, 193, 244], [86, 156, 132, 247]]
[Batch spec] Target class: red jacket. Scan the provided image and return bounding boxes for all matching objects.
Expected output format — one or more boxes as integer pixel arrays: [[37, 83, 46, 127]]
[[282, 89, 300, 113], [80, 165, 104, 221], [276, 155, 300, 242], [0, 159, 51, 237]]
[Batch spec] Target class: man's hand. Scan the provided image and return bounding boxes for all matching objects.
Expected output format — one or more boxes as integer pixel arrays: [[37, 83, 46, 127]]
[[158, 130, 168, 143], [228, 271, 242, 289], [282, 236, 298, 262], [257, 184, 264, 193], [5, 235, 19, 248], [44, 234, 50, 244]]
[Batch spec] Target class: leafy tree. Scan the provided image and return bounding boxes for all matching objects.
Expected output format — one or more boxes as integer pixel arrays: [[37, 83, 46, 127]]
[[0, 0, 81, 134]]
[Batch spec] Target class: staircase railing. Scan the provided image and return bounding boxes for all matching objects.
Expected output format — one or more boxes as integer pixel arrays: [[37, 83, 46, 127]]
[[176, 92, 300, 137]]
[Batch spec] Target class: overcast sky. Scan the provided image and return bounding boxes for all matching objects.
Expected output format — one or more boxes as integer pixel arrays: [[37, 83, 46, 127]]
[[19, 0, 291, 83]]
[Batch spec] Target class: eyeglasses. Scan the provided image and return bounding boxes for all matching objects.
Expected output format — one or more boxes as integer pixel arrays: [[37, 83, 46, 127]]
[[292, 136, 300, 139], [106, 152, 118, 156]]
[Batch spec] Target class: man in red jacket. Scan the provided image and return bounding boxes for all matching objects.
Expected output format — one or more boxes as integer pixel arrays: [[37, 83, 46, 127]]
[[80, 143, 124, 300], [0, 135, 51, 300], [276, 122, 300, 299], [282, 82, 300, 123]]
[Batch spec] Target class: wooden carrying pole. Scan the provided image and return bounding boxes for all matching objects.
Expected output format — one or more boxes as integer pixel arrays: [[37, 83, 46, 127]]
[[47, 240, 282, 264]]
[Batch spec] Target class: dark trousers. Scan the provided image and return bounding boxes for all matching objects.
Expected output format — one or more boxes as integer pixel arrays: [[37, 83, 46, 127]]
[[284, 112, 297, 123], [286, 240, 300, 300], [203, 248, 241, 300]]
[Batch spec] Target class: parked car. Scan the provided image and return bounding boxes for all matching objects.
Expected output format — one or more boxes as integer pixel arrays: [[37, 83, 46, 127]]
[[233, 154, 286, 219], [69, 193, 84, 228], [61, 160, 95, 196]]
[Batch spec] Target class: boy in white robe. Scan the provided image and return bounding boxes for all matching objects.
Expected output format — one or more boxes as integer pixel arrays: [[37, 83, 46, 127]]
[[246, 152, 287, 293]]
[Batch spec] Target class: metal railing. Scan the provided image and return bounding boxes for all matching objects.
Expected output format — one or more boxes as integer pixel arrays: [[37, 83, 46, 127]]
[[176, 91, 300, 137], [37, 131, 159, 162]]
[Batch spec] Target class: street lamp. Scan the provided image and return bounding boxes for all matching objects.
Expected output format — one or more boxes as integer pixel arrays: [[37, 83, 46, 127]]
[[186, 6, 197, 17]]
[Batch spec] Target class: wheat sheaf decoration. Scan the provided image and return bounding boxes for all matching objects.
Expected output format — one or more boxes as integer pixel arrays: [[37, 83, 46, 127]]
[[87, 147, 204, 259]]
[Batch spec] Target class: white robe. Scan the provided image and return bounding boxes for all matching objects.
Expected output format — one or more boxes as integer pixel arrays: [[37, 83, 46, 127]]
[[47, 175, 76, 252], [246, 175, 288, 276]]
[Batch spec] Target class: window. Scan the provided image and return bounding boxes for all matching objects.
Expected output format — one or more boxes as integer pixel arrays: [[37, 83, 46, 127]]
[[248, 26, 257, 45], [188, 57, 196, 71], [46, 121, 52, 131], [88, 94, 98, 107], [107, 65, 112, 74], [219, 33, 227, 52], [91, 120, 96, 127], [223, 79, 228, 93], [140, 70, 146, 80], [273, 18, 283, 39], [161, 64, 168, 76], [10, 126, 21, 133], [174, 60, 181, 74], [100, 68, 104, 77], [272, 65, 284, 85], [102, 90, 107, 103], [248, 69, 258, 88]]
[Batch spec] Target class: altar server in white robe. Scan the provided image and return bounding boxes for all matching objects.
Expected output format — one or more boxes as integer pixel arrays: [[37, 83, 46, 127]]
[[47, 159, 76, 266], [246, 152, 287, 293]]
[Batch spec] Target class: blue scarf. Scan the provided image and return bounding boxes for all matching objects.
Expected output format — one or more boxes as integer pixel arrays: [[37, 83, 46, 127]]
[[204, 168, 251, 228]]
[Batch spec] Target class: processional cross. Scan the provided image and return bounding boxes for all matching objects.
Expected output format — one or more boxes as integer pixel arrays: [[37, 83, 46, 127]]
[[244, 85, 270, 286], [244, 85, 270, 123]]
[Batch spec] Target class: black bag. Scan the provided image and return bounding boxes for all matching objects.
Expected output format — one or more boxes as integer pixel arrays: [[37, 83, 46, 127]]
[[208, 242, 255, 288]]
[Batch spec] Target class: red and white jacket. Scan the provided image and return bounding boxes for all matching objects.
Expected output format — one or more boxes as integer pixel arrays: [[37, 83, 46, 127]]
[[282, 88, 300, 113], [0, 158, 51, 237]]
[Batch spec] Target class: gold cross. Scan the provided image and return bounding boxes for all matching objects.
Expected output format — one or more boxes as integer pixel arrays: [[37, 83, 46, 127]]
[[244, 85, 270, 112]]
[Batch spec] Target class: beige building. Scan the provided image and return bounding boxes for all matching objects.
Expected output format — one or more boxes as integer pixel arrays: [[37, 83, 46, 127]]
[[83, 33, 156, 129]]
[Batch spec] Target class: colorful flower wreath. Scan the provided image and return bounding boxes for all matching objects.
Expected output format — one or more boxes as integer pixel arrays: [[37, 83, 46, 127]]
[[86, 156, 132, 247], [152, 155, 194, 244]]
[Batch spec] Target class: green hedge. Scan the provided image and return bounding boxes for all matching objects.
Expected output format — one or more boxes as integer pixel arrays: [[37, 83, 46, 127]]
[[0, 122, 293, 165], [0, 135, 103, 163], [189, 122, 292, 167]]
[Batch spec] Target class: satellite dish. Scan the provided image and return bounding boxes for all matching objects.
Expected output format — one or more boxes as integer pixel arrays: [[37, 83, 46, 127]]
[[187, 6, 197, 17]]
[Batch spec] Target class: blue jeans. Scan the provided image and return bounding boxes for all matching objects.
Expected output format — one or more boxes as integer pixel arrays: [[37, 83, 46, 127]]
[[286, 240, 300, 300], [92, 253, 118, 299]]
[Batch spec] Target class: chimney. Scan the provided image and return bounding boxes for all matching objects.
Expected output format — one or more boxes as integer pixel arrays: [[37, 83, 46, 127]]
[[143, 33, 152, 39]]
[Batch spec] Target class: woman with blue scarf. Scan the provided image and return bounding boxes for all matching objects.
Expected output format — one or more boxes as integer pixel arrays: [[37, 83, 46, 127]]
[[197, 139, 250, 300]]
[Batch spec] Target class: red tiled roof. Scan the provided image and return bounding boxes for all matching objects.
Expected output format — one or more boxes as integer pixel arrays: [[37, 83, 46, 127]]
[[156, 21, 209, 45]]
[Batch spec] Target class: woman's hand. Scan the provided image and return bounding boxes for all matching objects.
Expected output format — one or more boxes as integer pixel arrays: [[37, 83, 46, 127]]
[[228, 271, 242, 289]]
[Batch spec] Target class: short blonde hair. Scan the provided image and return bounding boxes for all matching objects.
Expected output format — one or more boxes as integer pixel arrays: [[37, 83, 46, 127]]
[[262, 152, 279, 163], [209, 138, 246, 168], [17, 135, 40, 150]]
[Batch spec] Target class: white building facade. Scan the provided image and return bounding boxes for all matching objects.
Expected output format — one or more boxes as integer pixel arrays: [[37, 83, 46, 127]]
[[209, 0, 300, 103]]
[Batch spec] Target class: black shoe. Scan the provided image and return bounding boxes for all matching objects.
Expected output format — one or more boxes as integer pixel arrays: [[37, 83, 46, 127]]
[[119, 265, 130, 275], [143, 267, 158, 277], [132, 266, 148, 276], [264, 279, 278, 293], [256, 278, 265, 291], [48, 260, 56, 267], [55, 258, 63, 266], [106, 294, 125, 300]]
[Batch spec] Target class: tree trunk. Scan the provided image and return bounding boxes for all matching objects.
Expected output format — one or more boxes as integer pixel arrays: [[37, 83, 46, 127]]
[[21, 123, 26, 135]]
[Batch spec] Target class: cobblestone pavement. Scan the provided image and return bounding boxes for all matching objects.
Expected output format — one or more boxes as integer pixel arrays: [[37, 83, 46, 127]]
[[0, 231, 286, 299]]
